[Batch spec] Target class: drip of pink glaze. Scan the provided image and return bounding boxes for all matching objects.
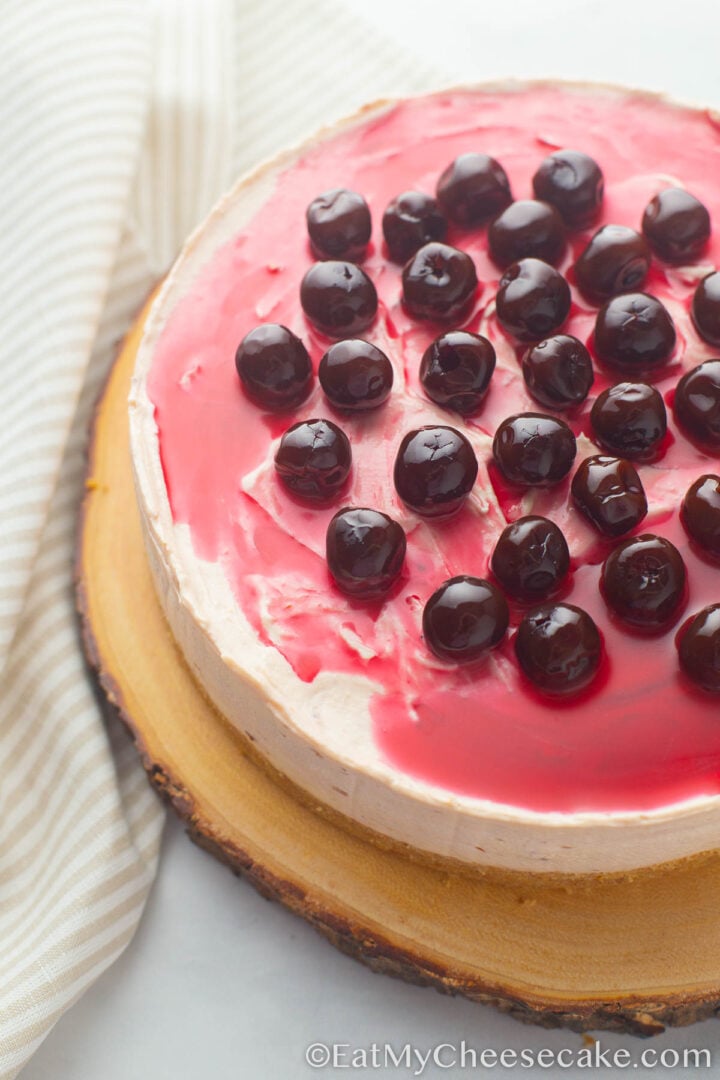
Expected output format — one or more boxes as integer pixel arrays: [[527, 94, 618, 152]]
[[148, 87, 720, 814]]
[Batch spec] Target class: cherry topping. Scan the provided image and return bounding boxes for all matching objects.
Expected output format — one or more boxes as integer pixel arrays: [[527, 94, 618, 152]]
[[590, 381, 667, 460], [274, 418, 351, 502], [490, 516, 570, 600], [571, 455, 647, 538], [300, 261, 377, 338], [574, 225, 650, 303], [674, 360, 720, 447], [532, 150, 604, 228], [594, 292, 676, 371], [423, 576, 509, 662], [601, 534, 686, 631], [678, 605, 720, 692], [495, 258, 571, 343], [382, 191, 447, 263], [642, 188, 710, 263], [692, 272, 720, 346], [436, 153, 512, 227], [515, 603, 602, 695], [306, 188, 371, 261], [235, 324, 313, 411], [488, 200, 566, 268], [419, 331, 496, 415], [394, 425, 478, 518], [401, 241, 477, 322], [319, 339, 393, 412], [493, 413, 576, 487], [326, 507, 406, 598], [522, 334, 594, 410], [681, 475, 720, 557]]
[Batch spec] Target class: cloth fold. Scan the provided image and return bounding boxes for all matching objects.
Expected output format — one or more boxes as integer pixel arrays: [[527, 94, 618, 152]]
[[0, 1, 442, 1074]]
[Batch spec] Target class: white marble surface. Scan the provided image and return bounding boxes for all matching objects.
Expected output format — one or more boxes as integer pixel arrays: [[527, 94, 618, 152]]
[[26, 0, 720, 1075]]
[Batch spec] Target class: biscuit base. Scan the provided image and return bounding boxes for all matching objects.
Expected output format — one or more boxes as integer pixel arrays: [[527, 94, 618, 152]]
[[77, 295, 720, 1036]]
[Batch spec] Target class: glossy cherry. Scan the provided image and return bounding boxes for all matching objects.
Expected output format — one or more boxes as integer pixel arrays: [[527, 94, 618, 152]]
[[515, 603, 602, 695], [492, 413, 576, 487], [394, 425, 478, 518], [678, 605, 720, 692], [436, 153, 512, 226], [382, 191, 447, 263], [235, 323, 313, 410], [590, 381, 667, 460], [594, 292, 676, 371], [681, 475, 720, 557], [490, 516, 570, 600], [674, 360, 720, 448], [419, 330, 496, 415], [601, 534, 686, 631], [300, 260, 377, 338], [306, 188, 371, 261], [319, 339, 393, 411], [423, 576, 509, 662], [488, 199, 566, 267], [274, 418, 351, 502], [574, 224, 650, 302], [326, 507, 406, 598], [522, 334, 593, 410], [642, 188, 710, 263], [495, 258, 571, 343], [401, 242, 477, 322], [571, 455, 647, 537], [532, 150, 604, 227]]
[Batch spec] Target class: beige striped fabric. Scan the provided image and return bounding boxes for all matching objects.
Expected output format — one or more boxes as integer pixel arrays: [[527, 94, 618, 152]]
[[0, 0, 441, 1075]]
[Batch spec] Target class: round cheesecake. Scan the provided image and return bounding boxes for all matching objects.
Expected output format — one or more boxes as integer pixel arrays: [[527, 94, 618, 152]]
[[130, 83, 720, 875]]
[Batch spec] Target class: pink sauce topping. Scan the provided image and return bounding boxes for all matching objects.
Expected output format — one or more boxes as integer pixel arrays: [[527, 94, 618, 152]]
[[148, 87, 720, 813]]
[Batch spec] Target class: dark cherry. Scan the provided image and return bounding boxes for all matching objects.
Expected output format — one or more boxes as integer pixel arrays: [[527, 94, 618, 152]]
[[678, 605, 720, 692], [490, 516, 570, 600], [436, 153, 512, 227], [326, 507, 406, 598], [306, 188, 371, 261], [514, 603, 602, 695], [590, 381, 667, 460], [401, 242, 477, 322], [394, 425, 478, 518], [495, 258, 571, 343], [422, 576, 509, 662], [492, 413, 576, 487], [319, 339, 393, 412], [235, 323, 313, 411], [574, 225, 650, 303], [675, 360, 720, 447], [274, 418, 351, 502], [532, 150, 604, 228], [681, 475, 720, 557], [692, 272, 720, 346], [601, 534, 686, 631], [594, 292, 676, 371], [571, 455, 647, 537], [522, 334, 593, 410], [488, 200, 566, 268], [642, 188, 711, 263], [382, 191, 447, 263], [300, 261, 377, 338], [419, 331, 496, 415]]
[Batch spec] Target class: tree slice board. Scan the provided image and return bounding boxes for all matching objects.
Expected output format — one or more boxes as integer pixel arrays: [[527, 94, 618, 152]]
[[76, 295, 720, 1037]]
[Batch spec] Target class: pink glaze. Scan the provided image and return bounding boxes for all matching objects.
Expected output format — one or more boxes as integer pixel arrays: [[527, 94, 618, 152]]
[[148, 87, 720, 813]]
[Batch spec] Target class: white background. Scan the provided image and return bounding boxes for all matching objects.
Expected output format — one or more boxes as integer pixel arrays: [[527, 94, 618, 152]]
[[25, 0, 720, 1076]]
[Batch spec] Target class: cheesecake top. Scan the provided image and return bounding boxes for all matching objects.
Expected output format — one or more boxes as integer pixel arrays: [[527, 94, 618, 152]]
[[145, 85, 720, 815]]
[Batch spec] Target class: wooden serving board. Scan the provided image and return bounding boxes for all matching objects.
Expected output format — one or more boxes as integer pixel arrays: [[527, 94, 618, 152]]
[[76, 296, 720, 1036]]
